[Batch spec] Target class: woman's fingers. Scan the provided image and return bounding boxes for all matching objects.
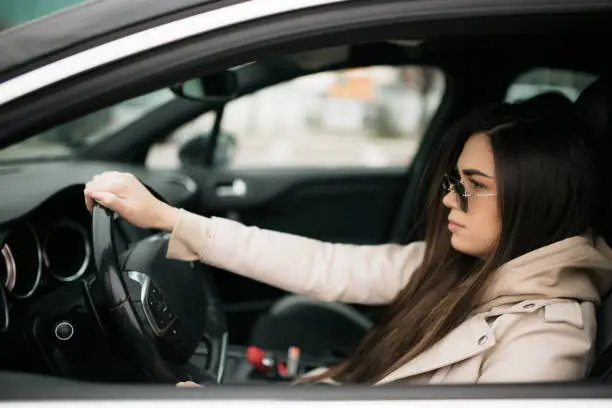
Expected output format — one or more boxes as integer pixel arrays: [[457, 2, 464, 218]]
[[176, 381, 202, 387]]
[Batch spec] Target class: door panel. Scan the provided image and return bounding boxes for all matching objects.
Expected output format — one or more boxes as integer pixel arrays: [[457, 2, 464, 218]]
[[188, 166, 408, 242]]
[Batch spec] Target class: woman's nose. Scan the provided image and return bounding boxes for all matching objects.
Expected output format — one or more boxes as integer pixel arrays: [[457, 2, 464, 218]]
[[442, 190, 460, 210]]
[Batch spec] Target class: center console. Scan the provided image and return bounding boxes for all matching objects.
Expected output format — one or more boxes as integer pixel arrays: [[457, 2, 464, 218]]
[[191, 344, 342, 384]]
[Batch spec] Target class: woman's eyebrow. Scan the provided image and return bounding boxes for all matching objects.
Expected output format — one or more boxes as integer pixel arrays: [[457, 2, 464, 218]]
[[462, 168, 493, 179]]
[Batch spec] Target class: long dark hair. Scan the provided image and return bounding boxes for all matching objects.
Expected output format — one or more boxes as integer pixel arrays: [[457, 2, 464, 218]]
[[301, 93, 599, 384]]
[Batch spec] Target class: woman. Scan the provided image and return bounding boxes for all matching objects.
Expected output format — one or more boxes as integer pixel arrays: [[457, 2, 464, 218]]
[[84, 93, 612, 385]]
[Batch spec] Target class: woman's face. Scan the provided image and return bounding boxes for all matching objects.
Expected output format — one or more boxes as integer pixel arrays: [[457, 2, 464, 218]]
[[442, 132, 501, 258]]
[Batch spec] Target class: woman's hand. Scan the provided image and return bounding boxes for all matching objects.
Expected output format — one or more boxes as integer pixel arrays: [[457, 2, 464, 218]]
[[176, 381, 202, 387], [84, 171, 179, 232]]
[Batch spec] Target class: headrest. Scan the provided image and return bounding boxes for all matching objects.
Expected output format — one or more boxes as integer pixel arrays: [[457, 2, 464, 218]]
[[575, 75, 612, 247], [575, 75, 611, 141]]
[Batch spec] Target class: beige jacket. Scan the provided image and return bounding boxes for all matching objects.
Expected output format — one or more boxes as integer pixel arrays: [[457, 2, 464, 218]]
[[166, 210, 612, 384]]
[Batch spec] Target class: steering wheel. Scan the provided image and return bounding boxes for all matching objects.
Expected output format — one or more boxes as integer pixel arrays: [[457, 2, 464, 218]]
[[91, 203, 228, 384]]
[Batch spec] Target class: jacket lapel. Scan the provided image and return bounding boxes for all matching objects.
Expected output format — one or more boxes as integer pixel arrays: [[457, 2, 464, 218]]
[[376, 315, 496, 384]]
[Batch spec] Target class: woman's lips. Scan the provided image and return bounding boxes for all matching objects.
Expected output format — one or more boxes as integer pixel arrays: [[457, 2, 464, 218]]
[[448, 219, 464, 231]]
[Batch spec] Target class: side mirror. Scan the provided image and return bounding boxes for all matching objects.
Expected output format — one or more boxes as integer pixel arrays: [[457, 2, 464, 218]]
[[171, 71, 239, 103], [178, 132, 236, 167]]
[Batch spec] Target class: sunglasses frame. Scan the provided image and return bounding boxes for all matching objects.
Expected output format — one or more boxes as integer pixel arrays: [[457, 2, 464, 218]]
[[442, 173, 496, 212]]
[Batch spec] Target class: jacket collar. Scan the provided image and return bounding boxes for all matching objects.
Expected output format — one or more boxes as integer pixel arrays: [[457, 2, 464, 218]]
[[477, 235, 612, 312], [376, 314, 496, 384]]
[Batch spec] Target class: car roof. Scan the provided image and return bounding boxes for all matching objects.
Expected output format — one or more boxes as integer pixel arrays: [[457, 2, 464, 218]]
[[0, 0, 604, 82], [0, 0, 355, 94], [0, 0, 371, 80], [0, 0, 224, 75], [1, 0, 302, 78], [0, 0, 609, 109]]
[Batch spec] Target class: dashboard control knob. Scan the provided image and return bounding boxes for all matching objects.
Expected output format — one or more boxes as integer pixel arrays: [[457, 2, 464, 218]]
[[54, 320, 74, 341]]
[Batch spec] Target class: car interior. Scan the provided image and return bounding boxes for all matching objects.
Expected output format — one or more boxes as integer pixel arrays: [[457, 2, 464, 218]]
[[1, 9, 612, 391]]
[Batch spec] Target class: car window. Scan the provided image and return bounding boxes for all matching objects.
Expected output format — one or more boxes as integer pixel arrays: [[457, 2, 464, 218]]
[[505, 67, 597, 103], [0, 89, 175, 161], [146, 65, 445, 169]]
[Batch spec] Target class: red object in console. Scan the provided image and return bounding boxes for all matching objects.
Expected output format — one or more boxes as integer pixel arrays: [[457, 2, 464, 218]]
[[246, 346, 287, 376], [277, 361, 287, 376], [246, 346, 269, 373]]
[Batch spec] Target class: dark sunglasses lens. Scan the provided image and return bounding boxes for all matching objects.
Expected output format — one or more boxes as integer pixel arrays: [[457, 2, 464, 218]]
[[443, 175, 468, 212], [455, 182, 468, 212]]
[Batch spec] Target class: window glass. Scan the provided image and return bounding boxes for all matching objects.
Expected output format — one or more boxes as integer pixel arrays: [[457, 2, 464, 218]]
[[147, 65, 445, 169], [0, 90, 175, 161], [505, 67, 597, 102]]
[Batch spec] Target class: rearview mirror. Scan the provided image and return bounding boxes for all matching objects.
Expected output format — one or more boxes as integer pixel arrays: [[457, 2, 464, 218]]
[[171, 71, 239, 103]]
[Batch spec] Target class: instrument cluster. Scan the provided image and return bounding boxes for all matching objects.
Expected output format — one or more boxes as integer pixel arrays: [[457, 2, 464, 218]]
[[0, 186, 94, 332]]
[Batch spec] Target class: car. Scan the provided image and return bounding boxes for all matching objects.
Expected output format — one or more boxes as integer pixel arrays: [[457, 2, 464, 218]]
[[0, 0, 611, 405]]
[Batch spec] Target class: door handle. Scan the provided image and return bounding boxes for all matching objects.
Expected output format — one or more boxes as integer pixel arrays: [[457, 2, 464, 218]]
[[215, 179, 247, 198]]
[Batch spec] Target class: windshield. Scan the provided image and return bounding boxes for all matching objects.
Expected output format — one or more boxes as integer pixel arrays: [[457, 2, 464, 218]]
[[0, 89, 175, 162]]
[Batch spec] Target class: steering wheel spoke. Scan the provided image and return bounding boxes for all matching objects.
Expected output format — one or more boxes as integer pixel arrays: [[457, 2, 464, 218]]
[[124, 270, 175, 338]]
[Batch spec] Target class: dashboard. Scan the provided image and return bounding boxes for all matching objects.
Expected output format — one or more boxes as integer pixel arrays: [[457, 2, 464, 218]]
[[0, 160, 199, 377]]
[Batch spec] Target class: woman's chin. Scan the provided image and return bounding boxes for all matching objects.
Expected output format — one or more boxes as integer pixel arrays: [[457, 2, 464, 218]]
[[450, 233, 462, 250], [450, 233, 492, 258], [450, 233, 471, 255]]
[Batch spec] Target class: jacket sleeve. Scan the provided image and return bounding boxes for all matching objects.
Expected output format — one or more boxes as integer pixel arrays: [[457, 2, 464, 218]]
[[478, 303, 595, 382], [166, 209, 426, 304]]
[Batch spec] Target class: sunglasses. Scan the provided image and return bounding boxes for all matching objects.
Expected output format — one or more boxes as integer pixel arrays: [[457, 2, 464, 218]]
[[442, 173, 496, 212]]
